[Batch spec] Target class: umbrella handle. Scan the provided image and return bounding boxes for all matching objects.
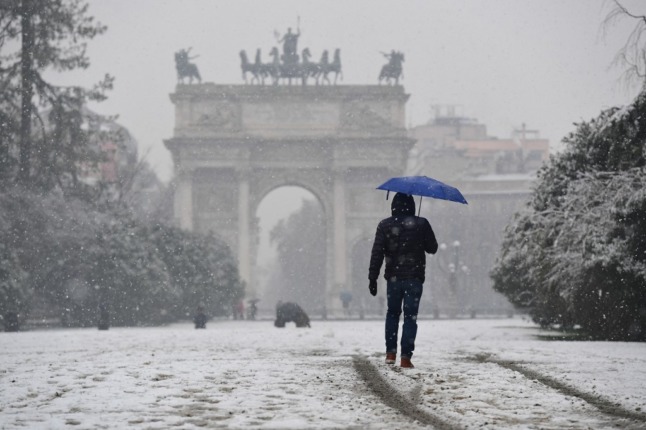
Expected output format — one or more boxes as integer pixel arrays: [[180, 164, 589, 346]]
[[386, 191, 390, 200], [418, 196, 422, 217]]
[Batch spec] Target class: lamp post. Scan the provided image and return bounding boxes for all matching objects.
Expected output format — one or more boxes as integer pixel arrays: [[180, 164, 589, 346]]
[[438, 240, 469, 318]]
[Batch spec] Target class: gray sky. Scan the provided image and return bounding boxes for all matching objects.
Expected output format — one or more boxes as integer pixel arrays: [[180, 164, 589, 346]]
[[56, 0, 642, 182]]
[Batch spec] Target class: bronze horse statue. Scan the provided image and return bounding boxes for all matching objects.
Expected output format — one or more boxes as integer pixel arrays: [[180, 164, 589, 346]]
[[300, 48, 320, 85], [378, 50, 404, 85], [239, 49, 264, 84], [320, 48, 342, 85], [266, 47, 283, 85]]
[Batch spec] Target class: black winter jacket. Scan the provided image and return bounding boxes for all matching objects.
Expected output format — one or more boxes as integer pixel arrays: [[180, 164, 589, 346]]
[[368, 193, 438, 283]]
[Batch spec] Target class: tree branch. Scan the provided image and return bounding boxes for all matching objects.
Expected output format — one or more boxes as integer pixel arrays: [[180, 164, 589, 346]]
[[613, 0, 646, 23]]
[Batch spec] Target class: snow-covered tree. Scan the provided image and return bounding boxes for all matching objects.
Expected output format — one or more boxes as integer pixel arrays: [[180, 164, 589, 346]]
[[0, 2, 242, 329], [83, 220, 173, 326], [492, 89, 646, 341], [0, 185, 96, 329], [149, 225, 244, 320]]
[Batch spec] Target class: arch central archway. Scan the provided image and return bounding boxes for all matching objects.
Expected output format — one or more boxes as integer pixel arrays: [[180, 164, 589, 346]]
[[165, 84, 413, 315], [254, 186, 326, 316]]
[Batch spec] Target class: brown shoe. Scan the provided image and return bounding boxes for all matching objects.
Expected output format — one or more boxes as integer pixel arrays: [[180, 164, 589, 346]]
[[400, 357, 414, 368], [385, 352, 396, 365]]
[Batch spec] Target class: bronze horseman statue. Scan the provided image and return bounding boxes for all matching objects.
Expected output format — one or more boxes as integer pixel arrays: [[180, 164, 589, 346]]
[[379, 50, 405, 85], [175, 47, 201, 84]]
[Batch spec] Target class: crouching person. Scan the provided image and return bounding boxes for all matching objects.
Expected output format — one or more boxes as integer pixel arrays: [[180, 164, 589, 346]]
[[274, 301, 311, 328]]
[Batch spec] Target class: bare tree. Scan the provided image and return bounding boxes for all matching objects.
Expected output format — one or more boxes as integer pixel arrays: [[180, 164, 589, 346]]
[[604, 0, 646, 87]]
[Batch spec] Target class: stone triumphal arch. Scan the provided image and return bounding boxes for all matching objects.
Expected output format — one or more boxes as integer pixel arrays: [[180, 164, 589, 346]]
[[165, 84, 413, 313]]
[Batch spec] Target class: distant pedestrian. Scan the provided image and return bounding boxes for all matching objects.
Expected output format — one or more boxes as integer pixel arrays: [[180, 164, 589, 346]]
[[368, 192, 438, 368], [246, 299, 258, 320], [194, 306, 207, 329], [233, 300, 245, 320], [340, 291, 352, 317], [98, 303, 110, 331]]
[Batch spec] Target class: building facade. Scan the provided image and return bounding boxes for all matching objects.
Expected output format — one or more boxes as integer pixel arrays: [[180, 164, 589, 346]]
[[407, 111, 550, 316]]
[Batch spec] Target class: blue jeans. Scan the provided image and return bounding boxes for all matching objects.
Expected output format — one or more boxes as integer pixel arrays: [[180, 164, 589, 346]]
[[385, 279, 423, 358]]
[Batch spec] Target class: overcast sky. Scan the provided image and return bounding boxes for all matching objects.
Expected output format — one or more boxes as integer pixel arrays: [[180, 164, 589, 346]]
[[55, 0, 643, 182]]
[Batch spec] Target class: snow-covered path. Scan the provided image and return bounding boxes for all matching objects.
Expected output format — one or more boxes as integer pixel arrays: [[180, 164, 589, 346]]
[[1, 318, 645, 429]]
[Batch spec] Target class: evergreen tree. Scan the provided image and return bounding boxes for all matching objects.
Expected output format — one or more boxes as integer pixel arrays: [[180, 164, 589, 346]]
[[0, 239, 28, 330], [491, 90, 646, 340], [150, 225, 244, 320], [0, 0, 113, 190], [270, 199, 326, 312], [0, 1, 243, 329], [85, 220, 174, 326]]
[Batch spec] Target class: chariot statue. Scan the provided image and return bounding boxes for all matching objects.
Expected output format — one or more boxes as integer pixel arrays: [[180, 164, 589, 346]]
[[280, 27, 300, 64], [239, 25, 342, 86]]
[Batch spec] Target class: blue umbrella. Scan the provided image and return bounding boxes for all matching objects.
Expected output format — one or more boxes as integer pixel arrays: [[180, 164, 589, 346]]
[[377, 175, 468, 215]]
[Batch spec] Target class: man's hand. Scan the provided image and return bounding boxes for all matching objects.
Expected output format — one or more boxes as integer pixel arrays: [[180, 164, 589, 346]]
[[369, 279, 378, 296]]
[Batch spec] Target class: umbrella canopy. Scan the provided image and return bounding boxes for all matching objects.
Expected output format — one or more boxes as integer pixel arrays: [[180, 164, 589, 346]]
[[377, 176, 468, 206]]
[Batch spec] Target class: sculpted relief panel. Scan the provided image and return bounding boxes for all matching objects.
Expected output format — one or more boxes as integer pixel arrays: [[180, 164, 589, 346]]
[[182, 144, 245, 163], [191, 101, 240, 131], [340, 101, 402, 135], [194, 183, 236, 215], [249, 142, 329, 165], [243, 102, 339, 133], [193, 169, 237, 216]]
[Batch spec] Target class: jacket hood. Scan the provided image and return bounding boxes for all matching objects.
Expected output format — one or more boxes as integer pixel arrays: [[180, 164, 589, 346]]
[[391, 192, 415, 216]]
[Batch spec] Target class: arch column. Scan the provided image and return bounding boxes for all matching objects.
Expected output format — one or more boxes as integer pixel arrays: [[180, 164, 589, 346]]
[[174, 169, 194, 230], [237, 169, 251, 286], [328, 169, 348, 314]]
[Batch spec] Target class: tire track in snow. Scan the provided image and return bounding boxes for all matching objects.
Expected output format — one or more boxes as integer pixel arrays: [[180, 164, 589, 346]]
[[471, 353, 646, 425], [352, 356, 462, 430]]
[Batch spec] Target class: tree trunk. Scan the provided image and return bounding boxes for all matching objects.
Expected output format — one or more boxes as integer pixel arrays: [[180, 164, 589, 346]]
[[18, 0, 34, 184], [0, 119, 8, 181]]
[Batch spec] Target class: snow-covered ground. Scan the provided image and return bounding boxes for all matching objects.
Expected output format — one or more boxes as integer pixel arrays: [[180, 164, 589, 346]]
[[1, 317, 645, 429]]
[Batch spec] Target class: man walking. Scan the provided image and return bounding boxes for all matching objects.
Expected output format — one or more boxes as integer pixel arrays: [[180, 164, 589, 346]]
[[368, 192, 438, 368]]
